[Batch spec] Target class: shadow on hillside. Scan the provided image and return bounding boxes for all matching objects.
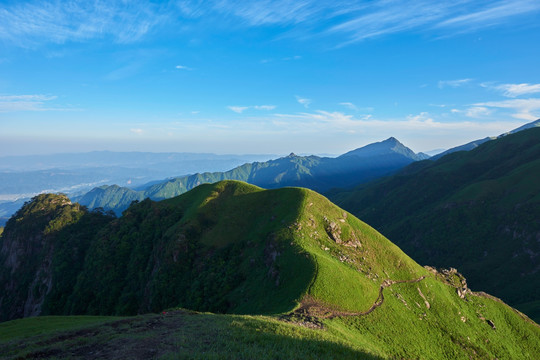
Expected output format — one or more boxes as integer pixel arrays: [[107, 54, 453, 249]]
[[0, 311, 383, 359]]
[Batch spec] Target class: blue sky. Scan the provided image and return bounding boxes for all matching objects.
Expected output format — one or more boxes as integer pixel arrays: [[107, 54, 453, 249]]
[[1, 0, 540, 156]]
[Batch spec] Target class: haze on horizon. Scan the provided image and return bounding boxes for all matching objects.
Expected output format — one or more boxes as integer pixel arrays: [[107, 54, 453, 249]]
[[1, 0, 540, 157]]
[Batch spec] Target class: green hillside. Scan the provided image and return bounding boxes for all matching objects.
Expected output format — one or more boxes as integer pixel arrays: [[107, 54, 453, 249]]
[[328, 127, 540, 322], [0, 180, 539, 358]]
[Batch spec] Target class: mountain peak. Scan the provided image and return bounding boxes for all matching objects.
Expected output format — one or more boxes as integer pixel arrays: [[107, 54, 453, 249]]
[[384, 136, 399, 143], [339, 137, 424, 160]]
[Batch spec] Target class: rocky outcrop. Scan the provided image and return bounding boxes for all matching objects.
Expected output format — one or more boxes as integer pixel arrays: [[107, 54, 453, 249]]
[[424, 266, 471, 299]]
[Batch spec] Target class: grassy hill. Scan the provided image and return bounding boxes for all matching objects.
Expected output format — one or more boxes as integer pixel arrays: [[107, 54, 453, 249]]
[[0, 180, 539, 358], [328, 127, 540, 322]]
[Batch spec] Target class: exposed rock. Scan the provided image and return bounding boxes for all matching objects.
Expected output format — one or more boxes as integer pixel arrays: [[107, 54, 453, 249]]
[[323, 217, 342, 244], [424, 266, 471, 299]]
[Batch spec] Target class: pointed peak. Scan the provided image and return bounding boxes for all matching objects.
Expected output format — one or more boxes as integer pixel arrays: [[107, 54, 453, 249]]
[[287, 152, 297, 157], [339, 137, 421, 160]]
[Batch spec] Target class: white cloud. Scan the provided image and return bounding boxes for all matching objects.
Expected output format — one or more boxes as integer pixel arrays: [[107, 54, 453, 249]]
[[296, 96, 312, 108], [254, 105, 276, 110], [130, 128, 144, 134], [438, 79, 472, 88], [435, 0, 540, 30], [175, 65, 192, 70], [228, 106, 249, 114], [2, 1, 539, 49], [465, 106, 492, 118], [494, 83, 540, 97], [327, 1, 540, 45], [228, 105, 276, 113], [212, 1, 318, 26], [339, 102, 358, 110], [0, 94, 61, 112], [272, 110, 521, 137], [0, 1, 167, 47], [474, 98, 540, 121]]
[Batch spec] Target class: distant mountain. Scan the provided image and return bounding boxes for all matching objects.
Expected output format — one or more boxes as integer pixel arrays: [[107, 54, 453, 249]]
[[75, 185, 144, 212], [0, 152, 276, 225], [340, 137, 428, 160], [75, 137, 428, 214], [505, 118, 540, 134], [1, 182, 538, 359], [432, 118, 540, 160], [328, 127, 540, 322], [431, 136, 495, 160]]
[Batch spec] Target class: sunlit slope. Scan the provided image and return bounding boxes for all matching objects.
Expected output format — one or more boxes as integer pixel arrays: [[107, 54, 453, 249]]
[[67, 180, 424, 317], [329, 127, 540, 321]]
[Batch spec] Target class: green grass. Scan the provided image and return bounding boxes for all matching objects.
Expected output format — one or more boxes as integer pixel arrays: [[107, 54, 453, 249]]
[[328, 128, 540, 322], [0, 311, 381, 360], [2, 180, 539, 359], [0, 315, 123, 343]]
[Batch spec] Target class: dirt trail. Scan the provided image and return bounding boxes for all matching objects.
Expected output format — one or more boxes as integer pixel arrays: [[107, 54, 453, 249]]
[[288, 276, 426, 321]]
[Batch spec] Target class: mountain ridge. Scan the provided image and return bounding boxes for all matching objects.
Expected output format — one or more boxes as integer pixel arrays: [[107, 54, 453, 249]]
[[74, 137, 427, 214]]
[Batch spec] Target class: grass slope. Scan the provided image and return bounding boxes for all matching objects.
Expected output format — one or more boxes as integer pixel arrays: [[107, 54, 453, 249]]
[[1, 180, 539, 358], [328, 127, 540, 322]]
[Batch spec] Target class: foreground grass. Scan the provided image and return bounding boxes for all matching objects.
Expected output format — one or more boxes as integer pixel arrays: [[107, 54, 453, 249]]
[[0, 310, 380, 360]]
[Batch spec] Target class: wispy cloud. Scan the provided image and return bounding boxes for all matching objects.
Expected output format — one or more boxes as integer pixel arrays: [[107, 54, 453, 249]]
[[491, 83, 540, 97], [2, 1, 539, 48], [435, 0, 540, 31], [474, 98, 540, 121], [339, 102, 358, 110], [254, 105, 276, 110], [0, 1, 167, 47], [330, 1, 540, 45], [228, 106, 249, 114], [227, 105, 275, 113], [438, 78, 472, 89], [465, 106, 492, 118], [0, 94, 65, 112], [130, 128, 144, 134], [272, 109, 519, 136], [296, 96, 311, 108], [211, 1, 319, 26], [175, 65, 192, 70]]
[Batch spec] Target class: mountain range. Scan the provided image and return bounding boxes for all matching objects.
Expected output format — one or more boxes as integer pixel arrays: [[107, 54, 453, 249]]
[[0, 152, 277, 227], [328, 126, 540, 322], [1, 181, 538, 358], [74, 137, 428, 214]]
